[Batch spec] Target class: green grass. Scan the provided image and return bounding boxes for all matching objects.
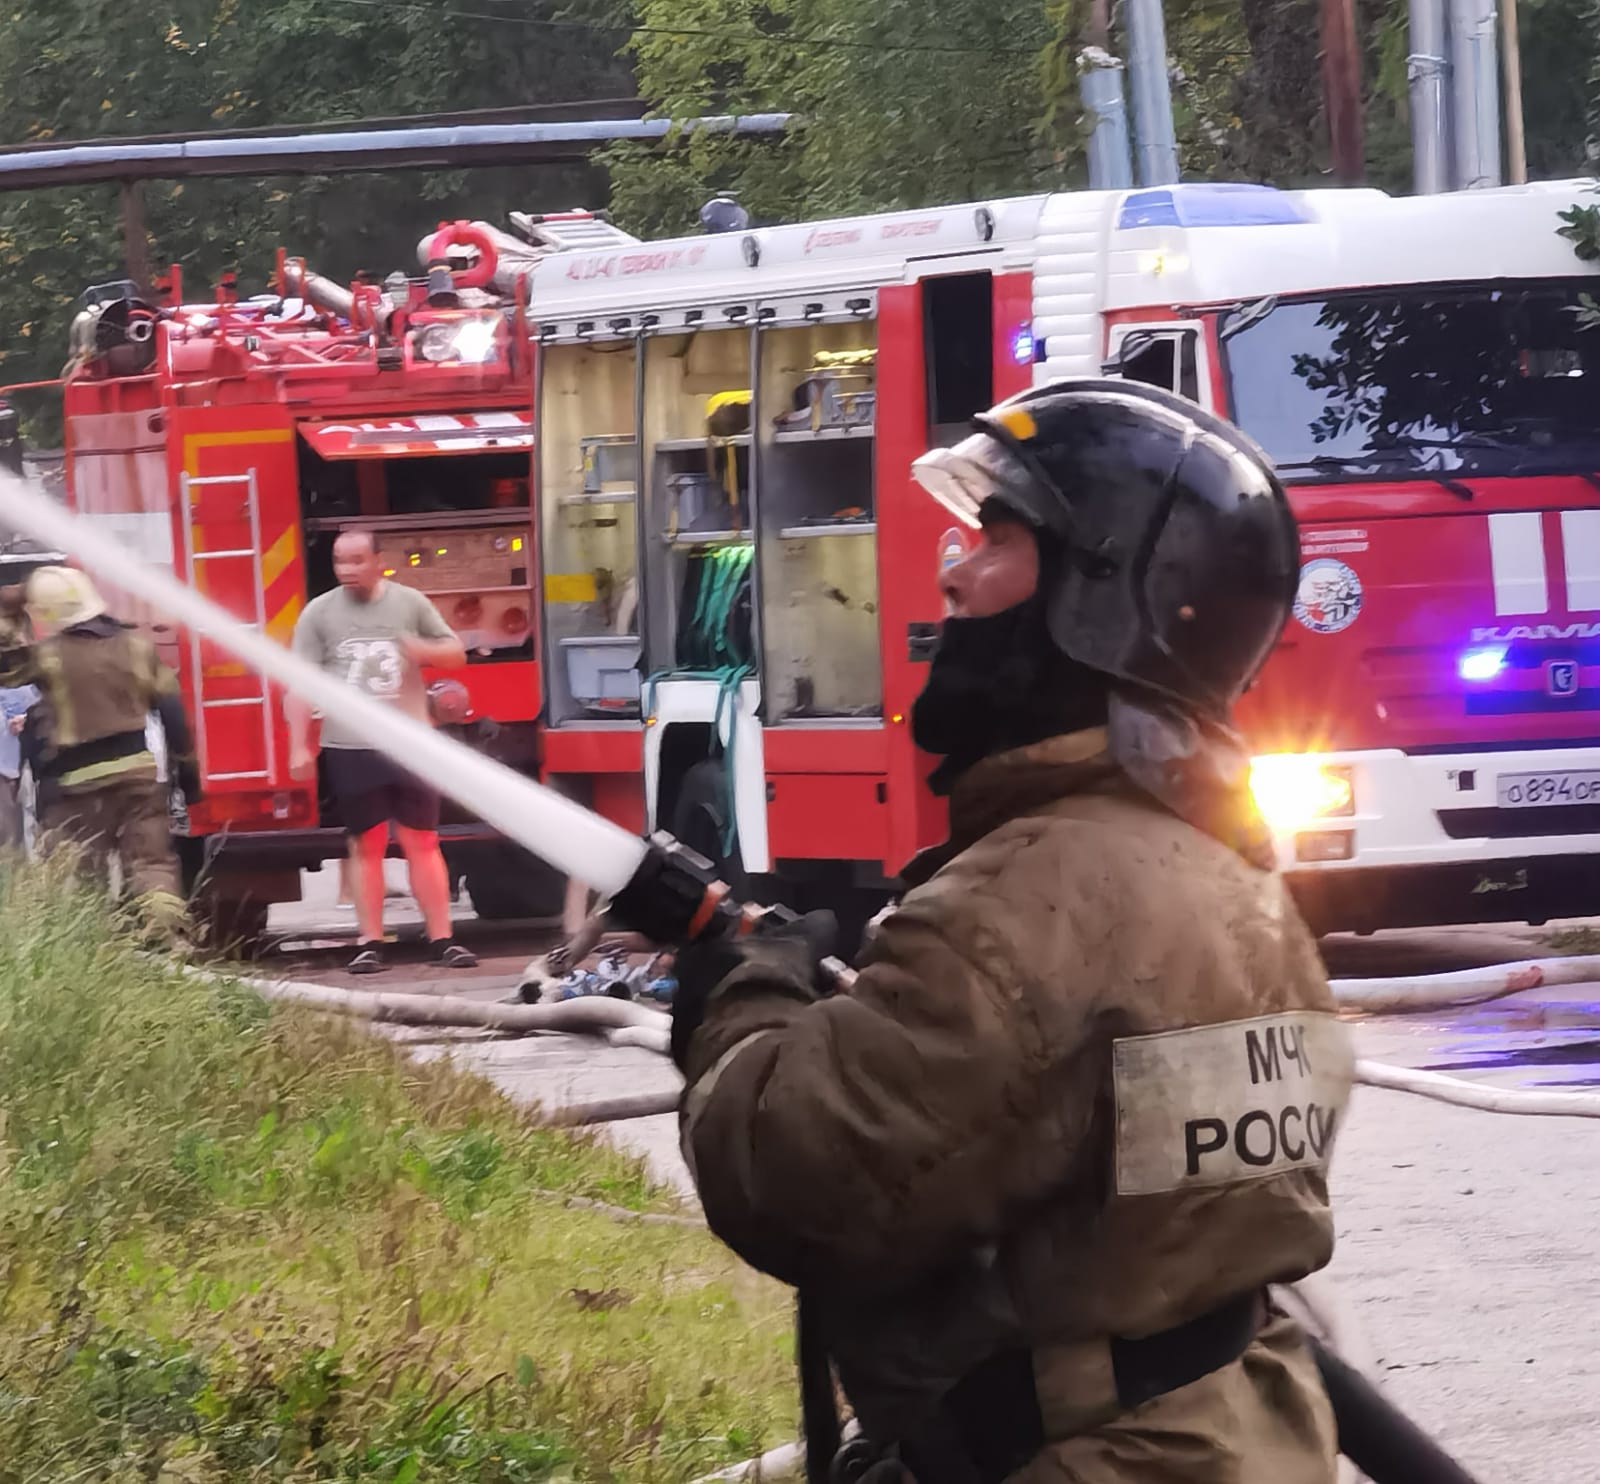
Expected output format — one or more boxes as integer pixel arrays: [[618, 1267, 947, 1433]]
[[1544, 924, 1600, 956], [0, 859, 796, 1482]]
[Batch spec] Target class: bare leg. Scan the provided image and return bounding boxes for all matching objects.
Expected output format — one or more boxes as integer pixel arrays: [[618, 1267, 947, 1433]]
[[562, 875, 590, 936], [394, 824, 453, 942], [348, 825, 388, 944]]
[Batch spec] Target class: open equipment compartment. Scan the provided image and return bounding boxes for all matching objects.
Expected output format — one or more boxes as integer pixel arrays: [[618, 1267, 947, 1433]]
[[755, 303, 882, 721], [638, 325, 756, 680], [537, 336, 643, 721], [296, 434, 536, 666]]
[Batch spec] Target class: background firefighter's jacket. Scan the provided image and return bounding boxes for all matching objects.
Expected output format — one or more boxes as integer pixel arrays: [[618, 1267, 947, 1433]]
[[677, 728, 1348, 1482], [1, 618, 196, 796]]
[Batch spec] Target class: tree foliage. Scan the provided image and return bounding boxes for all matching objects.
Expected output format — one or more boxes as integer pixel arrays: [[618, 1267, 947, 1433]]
[[1, 0, 1599, 419], [604, 0, 1600, 241], [0, 0, 630, 410], [600, 0, 1059, 235]]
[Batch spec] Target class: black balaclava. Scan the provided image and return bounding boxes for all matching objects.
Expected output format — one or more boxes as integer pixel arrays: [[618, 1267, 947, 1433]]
[[910, 538, 1109, 795]]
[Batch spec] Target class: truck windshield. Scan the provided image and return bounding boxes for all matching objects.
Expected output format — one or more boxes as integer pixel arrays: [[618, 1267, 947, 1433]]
[[1222, 282, 1600, 482]]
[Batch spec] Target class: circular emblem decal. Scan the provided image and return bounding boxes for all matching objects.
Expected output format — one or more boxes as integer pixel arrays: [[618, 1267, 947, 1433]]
[[1293, 558, 1364, 635]]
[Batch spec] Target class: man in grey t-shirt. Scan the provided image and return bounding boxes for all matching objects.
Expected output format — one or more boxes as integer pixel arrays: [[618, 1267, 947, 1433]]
[[288, 529, 477, 974]]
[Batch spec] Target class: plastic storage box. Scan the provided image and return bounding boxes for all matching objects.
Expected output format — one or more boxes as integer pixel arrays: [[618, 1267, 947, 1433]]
[[580, 434, 638, 493], [560, 634, 642, 707]]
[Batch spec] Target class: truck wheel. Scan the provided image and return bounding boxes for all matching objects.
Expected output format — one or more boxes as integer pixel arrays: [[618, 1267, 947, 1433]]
[[464, 842, 567, 921], [197, 893, 272, 959], [670, 758, 747, 896]]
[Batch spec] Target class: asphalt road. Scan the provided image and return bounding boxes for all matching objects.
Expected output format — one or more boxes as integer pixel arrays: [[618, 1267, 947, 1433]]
[[265, 892, 1600, 1483]]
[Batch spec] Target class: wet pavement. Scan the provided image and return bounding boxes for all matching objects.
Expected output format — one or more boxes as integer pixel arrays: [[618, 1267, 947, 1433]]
[[1328, 969, 1600, 1480]]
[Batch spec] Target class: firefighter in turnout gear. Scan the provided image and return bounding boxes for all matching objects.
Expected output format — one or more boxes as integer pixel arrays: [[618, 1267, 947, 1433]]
[[1, 566, 196, 915], [666, 381, 1352, 1484]]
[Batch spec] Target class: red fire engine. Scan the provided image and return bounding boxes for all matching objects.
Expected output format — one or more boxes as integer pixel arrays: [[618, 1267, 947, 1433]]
[[47, 212, 641, 940], [31, 181, 1600, 943], [529, 181, 1600, 938]]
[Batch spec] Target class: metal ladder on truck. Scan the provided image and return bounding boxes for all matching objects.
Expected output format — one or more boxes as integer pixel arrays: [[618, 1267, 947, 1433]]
[[508, 209, 642, 252], [179, 470, 277, 787]]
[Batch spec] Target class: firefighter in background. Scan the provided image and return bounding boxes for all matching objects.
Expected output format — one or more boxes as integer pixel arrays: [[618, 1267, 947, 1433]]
[[666, 382, 1350, 1484], [0, 566, 197, 917], [0, 580, 28, 652]]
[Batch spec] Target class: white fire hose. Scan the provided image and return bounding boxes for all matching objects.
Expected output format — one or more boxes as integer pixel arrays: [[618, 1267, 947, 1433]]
[[1330, 954, 1600, 1014], [1330, 953, 1600, 1116], [210, 945, 1600, 1125]]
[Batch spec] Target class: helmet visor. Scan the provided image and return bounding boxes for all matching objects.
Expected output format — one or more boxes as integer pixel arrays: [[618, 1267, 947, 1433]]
[[910, 432, 1050, 531]]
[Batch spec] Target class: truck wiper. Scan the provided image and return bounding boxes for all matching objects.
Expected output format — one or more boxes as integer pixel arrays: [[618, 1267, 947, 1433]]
[[1273, 452, 1476, 502], [1218, 294, 1279, 342]]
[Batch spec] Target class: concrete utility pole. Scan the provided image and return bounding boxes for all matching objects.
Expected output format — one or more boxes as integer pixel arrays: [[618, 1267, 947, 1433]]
[[1448, 0, 1503, 188], [1322, 0, 1366, 182], [1407, 0, 1451, 193], [1079, 48, 1134, 189], [1121, 0, 1179, 185]]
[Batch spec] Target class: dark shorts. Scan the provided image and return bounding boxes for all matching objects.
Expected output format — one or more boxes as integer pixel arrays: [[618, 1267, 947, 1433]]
[[324, 747, 440, 836]]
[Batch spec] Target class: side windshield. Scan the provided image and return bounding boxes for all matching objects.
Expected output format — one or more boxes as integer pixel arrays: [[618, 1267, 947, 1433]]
[[1223, 282, 1600, 480]]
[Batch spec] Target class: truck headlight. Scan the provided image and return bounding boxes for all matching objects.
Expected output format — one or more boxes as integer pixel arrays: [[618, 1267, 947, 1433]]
[[411, 314, 502, 365], [1249, 755, 1355, 832]]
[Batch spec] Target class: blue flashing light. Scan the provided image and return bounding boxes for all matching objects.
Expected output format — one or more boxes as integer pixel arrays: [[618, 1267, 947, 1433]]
[[1011, 327, 1036, 365], [1117, 183, 1312, 231], [1458, 645, 1509, 682]]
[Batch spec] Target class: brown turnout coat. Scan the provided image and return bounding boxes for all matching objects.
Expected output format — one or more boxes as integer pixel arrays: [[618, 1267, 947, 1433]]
[[679, 729, 1350, 1483]]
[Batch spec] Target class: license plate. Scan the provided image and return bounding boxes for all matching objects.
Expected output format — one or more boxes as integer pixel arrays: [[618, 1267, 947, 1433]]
[[1496, 770, 1600, 808]]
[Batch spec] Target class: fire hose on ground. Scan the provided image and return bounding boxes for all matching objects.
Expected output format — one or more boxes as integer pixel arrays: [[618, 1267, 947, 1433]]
[[1329, 954, 1600, 1013], [196, 954, 1600, 1123], [181, 964, 678, 1122]]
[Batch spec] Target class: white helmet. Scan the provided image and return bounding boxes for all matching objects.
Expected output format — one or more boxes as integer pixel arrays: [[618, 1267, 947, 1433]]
[[26, 565, 107, 632]]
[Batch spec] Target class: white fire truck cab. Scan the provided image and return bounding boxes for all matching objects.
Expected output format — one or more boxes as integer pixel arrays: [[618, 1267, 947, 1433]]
[[532, 180, 1600, 938]]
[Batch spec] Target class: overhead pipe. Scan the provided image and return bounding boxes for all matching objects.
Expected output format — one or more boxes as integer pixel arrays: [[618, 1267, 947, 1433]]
[[1078, 48, 1135, 189], [1120, 0, 1180, 185], [1408, 0, 1451, 193], [0, 114, 795, 192]]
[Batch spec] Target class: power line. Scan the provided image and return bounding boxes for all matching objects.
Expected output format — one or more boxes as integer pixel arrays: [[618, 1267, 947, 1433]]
[[312, 0, 1040, 58]]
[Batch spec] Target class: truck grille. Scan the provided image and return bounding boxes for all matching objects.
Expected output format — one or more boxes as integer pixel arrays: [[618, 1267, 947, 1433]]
[[1438, 804, 1600, 839], [1464, 688, 1600, 715]]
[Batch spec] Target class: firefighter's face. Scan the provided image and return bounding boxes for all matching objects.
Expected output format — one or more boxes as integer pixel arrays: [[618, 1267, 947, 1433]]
[[333, 532, 384, 596], [938, 512, 1039, 620]]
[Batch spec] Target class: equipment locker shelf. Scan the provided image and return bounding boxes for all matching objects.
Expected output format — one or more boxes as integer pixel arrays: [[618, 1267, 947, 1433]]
[[539, 337, 642, 721], [639, 328, 755, 674], [771, 424, 874, 444], [656, 434, 752, 452], [756, 317, 881, 721]]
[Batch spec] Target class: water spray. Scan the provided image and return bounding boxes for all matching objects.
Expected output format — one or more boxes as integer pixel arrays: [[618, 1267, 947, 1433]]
[[0, 476, 770, 949]]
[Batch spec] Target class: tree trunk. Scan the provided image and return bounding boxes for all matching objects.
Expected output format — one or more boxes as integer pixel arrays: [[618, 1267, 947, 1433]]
[[1223, 0, 1325, 183], [1321, 0, 1365, 181]]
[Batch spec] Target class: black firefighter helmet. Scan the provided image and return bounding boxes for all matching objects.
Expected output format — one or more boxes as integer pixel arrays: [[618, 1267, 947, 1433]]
[[911, 377, 1298, 722]]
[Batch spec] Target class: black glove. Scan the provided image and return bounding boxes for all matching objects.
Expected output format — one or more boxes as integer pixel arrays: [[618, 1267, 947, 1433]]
[[669, 909, 838, 1072]]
